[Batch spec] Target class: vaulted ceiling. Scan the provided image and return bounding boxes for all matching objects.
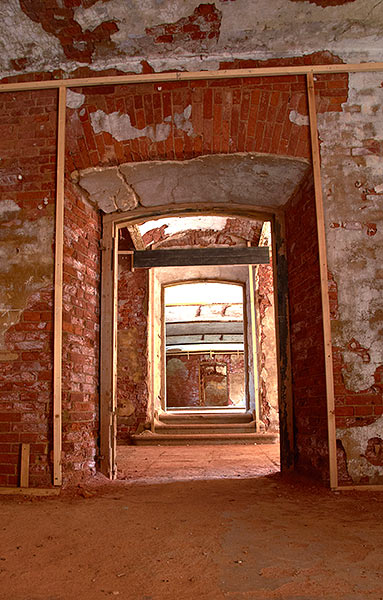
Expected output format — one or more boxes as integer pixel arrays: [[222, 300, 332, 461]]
[[1, 0, 382, 80]]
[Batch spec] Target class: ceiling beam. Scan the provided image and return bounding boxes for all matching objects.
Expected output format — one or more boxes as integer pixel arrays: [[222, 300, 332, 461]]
[[133, 246, 269, 268]]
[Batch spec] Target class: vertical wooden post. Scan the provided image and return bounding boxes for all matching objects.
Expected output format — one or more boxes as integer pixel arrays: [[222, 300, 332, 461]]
[[272, 214, 295, 471], [306, 73, 338, 489], [100, 220, 118, 479], [53, 86, 66, 487], [248, 256, 260, 431], [20, 443, 30, 488]]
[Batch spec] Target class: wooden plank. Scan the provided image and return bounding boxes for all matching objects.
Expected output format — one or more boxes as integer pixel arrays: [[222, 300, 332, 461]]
[[99, 221, 115, 479], [167, 334, 244, 345], [166, 321, 244, 336], [1, 62, 383, 93], [307, 73, 338, 489], [53, 86, 66, 488], [127, 225, 146, 250], [0, 487, 61, 496], [272, 215, 294, 471], [20, 443, 30, 488], [334, 485, 383, 492], [248, 259, 260, 432], [134, 246, 269, 268], [111, 224, 119, 480]]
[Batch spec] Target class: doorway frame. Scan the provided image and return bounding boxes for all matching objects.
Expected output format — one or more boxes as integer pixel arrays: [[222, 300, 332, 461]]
[[161, 279, 250, 413], [100, 206, 295, 479]]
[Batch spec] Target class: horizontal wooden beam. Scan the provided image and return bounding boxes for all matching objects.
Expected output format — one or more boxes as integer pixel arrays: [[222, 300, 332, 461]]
[[167, 321, 244, 336], [1, 62, 383, 93], [0, 487, 61, 496], [167, 334, 243, 345], [134, 246, 269, 268]]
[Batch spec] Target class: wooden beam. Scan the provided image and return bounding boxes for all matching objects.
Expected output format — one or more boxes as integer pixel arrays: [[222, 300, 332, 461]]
[[20, 443, 30, 488], [53, 86, 66, 488], [167, 334, 244, 345], [99, 221, 115, 479], [127, 225, 146, 250], [248, 259, 260, 432], [134, 246, 269, 268], [1, 62, 383, 93], [166, 321, 244, 336], [306, 73, 338, 489], [0, 487, 61, 496]]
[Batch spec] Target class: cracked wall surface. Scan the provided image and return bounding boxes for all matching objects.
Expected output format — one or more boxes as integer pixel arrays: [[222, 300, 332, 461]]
[[78, 154, 310, 212], [315, 72, 383, 484], [1, 1, 383, 77]]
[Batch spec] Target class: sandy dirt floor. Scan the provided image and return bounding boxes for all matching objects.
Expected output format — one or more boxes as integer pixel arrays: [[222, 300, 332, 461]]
[[1, 444, 383, 600]]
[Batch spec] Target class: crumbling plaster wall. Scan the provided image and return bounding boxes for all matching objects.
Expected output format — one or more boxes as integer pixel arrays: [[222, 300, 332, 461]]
[[117, 260, 149, 444], [2, 1, 383, 77], [255, 223, 279, 432], [0, 90, 57, 487], [316, 72, 383, 484]]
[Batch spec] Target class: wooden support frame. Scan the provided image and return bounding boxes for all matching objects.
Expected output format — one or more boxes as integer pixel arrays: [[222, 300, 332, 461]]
[[20, 443, 30, 488], [247, 245, 260, 431], [53, 86, 66, 487], [99, 221, 118, 479], [127, 225, 146, 250], [1, 62, 383, 93], [2, 61, 382, 490], [306, 74, 338, 489]]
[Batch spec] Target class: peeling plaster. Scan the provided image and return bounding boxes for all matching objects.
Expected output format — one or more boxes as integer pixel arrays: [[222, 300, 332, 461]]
[[66, 90, 85, 109], [2, 0, 383, 78], [337, 416, 383, 483], [0, 200, 20, 217], [318, 72, 383, 393], [77, 153, 309, 213], [289, 110, 309, 127], [90, 105, 193, 143], [0, 215, 54, 356], [78, 166, 138, 213]]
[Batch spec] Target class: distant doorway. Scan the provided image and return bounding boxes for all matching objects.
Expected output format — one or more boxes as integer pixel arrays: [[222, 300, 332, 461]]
[[164, 282, 246, 410]]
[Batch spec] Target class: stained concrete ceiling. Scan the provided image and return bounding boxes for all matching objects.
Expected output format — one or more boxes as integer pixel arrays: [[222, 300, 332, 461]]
[[78, 153, 310, 213], [1, 1, 383, 79]]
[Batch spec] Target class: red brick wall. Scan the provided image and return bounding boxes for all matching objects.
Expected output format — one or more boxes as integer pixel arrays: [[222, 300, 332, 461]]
[[61, 180, 101, 484], [285, 174, 329, 480], [117, 261, 149, 443], [0, 89, 57, 487], [66, 65, 348, 171], [166, 353, 245, 408]]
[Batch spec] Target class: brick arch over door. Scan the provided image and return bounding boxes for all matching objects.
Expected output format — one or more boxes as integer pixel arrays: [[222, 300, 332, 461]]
[[66, 70, 348, 172]]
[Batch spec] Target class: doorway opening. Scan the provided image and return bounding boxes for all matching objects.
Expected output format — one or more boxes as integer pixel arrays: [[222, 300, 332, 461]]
[[114, 213, 281, 482], [164, 281, 246, 411]]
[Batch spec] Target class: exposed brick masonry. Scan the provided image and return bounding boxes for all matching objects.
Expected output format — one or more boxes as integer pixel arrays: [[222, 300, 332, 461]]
[[61, 180, 101, 484], [66, 64, 348, 171], [0, 89, 57, 487], [285, 173, 329, 481]]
